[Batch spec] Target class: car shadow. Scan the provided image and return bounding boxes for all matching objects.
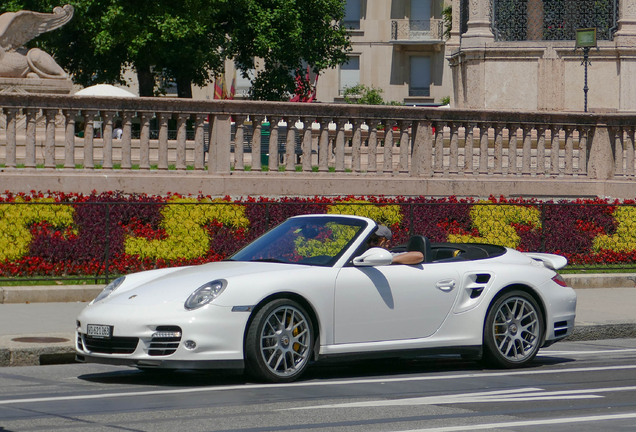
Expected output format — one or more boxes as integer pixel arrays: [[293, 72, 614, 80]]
[[77, 354, 575, 386]]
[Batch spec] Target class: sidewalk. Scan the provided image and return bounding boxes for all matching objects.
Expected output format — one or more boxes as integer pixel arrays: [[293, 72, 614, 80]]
[[0, 277, 635, 367]]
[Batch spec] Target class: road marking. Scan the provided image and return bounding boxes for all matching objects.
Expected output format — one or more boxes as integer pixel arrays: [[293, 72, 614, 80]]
[[538, 348, 636, 356], [391, 412, 636, 432], [287, 385, 636, 409], [2, 364, 636, 406]]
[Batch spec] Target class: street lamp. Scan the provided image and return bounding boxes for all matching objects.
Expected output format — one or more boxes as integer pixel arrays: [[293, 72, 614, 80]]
[[575, 28, 597, 113]]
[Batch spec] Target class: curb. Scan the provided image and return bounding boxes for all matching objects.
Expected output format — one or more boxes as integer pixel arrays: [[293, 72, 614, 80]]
[[563, 274, 636, 289], [0, 285, 104, 304]]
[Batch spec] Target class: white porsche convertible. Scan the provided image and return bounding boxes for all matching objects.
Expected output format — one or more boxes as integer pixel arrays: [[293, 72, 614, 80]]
[[76, 214, 577, 382]]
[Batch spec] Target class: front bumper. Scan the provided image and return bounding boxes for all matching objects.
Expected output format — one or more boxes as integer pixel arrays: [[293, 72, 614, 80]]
[[75, 301, 250, 368]]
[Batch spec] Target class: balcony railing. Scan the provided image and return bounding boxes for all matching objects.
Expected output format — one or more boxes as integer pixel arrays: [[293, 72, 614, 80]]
[[391, 19, 445, 42], [0, 93, 633, 185]]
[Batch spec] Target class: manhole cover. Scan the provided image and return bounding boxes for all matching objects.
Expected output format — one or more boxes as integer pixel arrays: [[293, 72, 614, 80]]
[[11, 337, 69, 343]]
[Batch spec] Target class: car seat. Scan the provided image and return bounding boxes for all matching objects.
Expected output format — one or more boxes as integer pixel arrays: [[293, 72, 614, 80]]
[[406, 235, 432, 263]]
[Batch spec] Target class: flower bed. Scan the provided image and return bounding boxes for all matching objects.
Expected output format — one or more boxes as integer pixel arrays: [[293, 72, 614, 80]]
[[0, 191, 634, 278]]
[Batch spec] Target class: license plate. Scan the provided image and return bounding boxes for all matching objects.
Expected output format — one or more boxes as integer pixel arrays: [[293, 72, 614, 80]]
[[87, 324, 112, 338]]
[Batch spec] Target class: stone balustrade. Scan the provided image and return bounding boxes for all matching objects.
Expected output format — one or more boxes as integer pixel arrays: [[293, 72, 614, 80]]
[[0, 93, 633, 197]]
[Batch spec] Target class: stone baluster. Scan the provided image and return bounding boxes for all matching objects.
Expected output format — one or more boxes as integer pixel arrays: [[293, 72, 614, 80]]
[[318, 118, 330, 172], [366, 119, 378, 173], [335, 119, 347, 173], [410, 121, 434, 177], [209, 114, 231, 174], [398, 121, 410, 174], [251, 116, 263, 171], [550, 125, 561, 176], [578, 126, 589, 175], [121, 112, 134, 170], [157, 113, 170, 170], [626, 127, 635, 177], [3, 108, 18, 169], [175, 113, 188, 170], [284, 117, 297, 172], [507, 124, 519, 175], [351, 119, 363, 173], [101, 111, 115, 169], [383, 120, 395, 174], [535, 125, 546, 175], [268, 116, 280, 172], [434, 121, 445, 175], [614, 127, 625, 176], [233, 115, 246, 171], [63, 110, 77, 169], [25, 109, 39, 169], [449, 122, 460, 175], [564, 126, 574, 175], [464, 123, 475, 174], [139, 112, 152, 170], [521, 125, 532, 175], [479, 124, 489, 175], [44, 109, 58, 169], [82, 110, 97, 170], [301, 117, 313, 172], [492, 124, 503, 175]]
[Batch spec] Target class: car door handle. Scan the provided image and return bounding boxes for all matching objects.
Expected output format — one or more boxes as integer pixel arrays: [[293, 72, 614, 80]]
[[436, 279, 456, 291]]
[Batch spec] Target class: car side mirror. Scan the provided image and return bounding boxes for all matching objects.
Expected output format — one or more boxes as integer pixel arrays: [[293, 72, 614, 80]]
[[352, 247, 393, 267]]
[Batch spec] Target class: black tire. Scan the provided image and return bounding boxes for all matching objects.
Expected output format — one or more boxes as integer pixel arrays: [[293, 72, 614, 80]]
[[245, 299, 314, 383], [483, 290, 544, 368]]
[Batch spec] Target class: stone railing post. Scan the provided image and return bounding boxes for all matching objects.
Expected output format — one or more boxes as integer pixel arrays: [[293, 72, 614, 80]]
[[493, 124, 504, 175], [268, 116, 280, 172], [251, 116, 263, 171], [464, 123, 476, 174], [366, 120, 378, 173], [508, 124, 519, 175], [449, 122, 460, 175], [613, 127, 625, 176], [157, 113, 170, 170], [626, 127, 635, 177], [383, 120, 395, 174], [479, 124, 489, 175], [318, 118, 330, 172], [301, 117, 313, 172], [102, 111, 115, 169], [535, 125, 546, 175], [82, 110, 97, 169], [25, 108, 39, 169], [578, 126, 589, 176], [410, 120, 433, 177], [63, 109, 78, 169], [233, 115, 246, 171], [521, 125, 532, 175], [564, 126, 574, 175], [139, 112, 152, 170], [284, 117, 298, 172], [121, 111, 134, 170], [398, 121, 410, 174], [43, 109, 57, 169], [3, 108, 18, 169], [175, 113, 188, 170], [351, 119, 362, 173], [334, 119, 346, 173], [550, 125, 561, 176], [209, 113, 231, 174], [434, 121, 446, 175], [587, 125, 615, 179]]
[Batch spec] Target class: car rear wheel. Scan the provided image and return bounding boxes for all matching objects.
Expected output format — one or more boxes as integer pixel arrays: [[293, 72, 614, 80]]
[[245, 299, 313, 383], [483, 290, 543, 368]]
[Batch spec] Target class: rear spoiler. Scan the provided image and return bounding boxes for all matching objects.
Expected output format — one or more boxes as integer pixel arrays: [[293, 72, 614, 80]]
[[522, 253, 568, 270]]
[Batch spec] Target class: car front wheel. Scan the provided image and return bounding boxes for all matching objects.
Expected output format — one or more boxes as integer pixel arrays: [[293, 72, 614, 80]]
[[483, 290, 544, 368], [245, 299, 313, 382]]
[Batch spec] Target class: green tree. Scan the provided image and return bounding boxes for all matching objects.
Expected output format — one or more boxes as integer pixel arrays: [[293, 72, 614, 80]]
[[1, 0, 350, 99], [342, 84, 403, 106]]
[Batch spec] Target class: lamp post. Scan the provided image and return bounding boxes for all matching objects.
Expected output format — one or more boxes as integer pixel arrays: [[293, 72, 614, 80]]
[[575, 28, 597, 113]]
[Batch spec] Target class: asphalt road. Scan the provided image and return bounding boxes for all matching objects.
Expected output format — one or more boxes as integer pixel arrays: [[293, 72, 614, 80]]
[[2, 339, 636, 432]]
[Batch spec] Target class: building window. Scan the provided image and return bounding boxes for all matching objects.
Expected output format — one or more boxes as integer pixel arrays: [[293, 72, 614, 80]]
[[343, 0, 361, 30], [490, 0, 619, 41], [340, 56, 360, 94], [409, 56, 430, 97], [235, 66, 255, 98]]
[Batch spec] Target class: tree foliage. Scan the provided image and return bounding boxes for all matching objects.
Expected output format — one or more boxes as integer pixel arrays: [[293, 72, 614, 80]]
[[0, 0, 351, 99]]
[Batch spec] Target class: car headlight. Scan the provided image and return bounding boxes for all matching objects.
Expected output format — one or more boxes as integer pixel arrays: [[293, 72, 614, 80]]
[[93, 276, 126, 303], [185, 279, 227, 310]]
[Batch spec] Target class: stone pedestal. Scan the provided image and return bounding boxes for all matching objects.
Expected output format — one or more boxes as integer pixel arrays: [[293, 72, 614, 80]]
[[0, 78, 72, 95]]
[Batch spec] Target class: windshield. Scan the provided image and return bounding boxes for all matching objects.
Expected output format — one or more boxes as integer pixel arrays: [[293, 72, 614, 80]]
[[229, 216, 368, 266]]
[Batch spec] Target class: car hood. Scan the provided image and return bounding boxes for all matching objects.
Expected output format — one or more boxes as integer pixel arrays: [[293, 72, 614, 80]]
[[95, 260, 311, 306]]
